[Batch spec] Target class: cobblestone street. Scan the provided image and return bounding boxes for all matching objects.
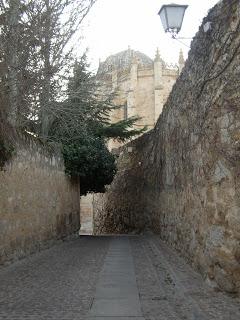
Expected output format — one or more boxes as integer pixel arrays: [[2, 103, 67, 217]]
[[0, 236, 239, 320]]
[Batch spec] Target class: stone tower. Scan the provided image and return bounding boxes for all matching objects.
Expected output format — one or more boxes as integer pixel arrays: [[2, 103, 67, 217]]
[[97, 47, 184, 149], [154, 48, 164, 123]]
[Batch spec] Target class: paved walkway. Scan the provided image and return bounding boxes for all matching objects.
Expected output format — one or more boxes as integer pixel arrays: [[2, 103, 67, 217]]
[[88, 237, 144, 319], [0, 235, 240, 320]]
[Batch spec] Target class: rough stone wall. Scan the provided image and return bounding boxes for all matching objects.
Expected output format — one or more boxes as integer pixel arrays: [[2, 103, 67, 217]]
[[95, 0, 240, 294], [0, 139, 80, 264], [94, 135, 152, 235], [92, 193, 105, 235]]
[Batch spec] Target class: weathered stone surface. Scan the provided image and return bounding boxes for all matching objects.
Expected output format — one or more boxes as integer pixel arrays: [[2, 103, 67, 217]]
[[95, 0, 240, 294], [97, 48, 181, 150], [0, 138, 80, 265], [1, 235, 239, 320]]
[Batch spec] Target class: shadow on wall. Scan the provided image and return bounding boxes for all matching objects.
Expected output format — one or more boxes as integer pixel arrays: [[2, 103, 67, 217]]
[[88, 0, 240, 295]]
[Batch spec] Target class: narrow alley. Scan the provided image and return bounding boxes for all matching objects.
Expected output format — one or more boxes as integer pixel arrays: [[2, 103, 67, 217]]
[[0, 236, 239, 320]]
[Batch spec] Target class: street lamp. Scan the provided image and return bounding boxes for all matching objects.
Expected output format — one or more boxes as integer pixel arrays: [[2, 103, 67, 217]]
[[158, 4, 188, 38]]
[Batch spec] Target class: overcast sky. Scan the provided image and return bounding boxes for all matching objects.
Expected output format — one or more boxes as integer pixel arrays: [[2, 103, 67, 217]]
[[80, 0, 220, 72]]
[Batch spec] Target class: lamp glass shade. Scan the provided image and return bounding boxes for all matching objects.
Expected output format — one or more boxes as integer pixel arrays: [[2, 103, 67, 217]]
[[159, 4, 188, 33]]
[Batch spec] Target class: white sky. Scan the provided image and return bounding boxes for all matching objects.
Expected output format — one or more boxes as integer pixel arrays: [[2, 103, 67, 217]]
[[80, 0, 220, 72]]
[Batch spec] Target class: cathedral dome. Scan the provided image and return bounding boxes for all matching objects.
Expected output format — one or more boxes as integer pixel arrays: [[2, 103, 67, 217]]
[[97, 47, 153, 74]]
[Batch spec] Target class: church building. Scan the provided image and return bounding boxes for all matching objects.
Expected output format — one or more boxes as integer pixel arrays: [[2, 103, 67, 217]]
[[96, 46, 184, 149]]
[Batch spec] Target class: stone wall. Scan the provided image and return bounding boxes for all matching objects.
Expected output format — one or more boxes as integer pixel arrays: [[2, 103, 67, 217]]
[[95, 0, 240, 294], [92, 193, 108, 235], [94, 137, 151, 235], [79, 193, 107, 235], [0, 138, 80, 264]]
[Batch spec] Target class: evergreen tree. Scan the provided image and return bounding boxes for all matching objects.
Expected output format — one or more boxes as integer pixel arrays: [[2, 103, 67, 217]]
[[0, 0, 145, 195], [49, 55, 146, 195]]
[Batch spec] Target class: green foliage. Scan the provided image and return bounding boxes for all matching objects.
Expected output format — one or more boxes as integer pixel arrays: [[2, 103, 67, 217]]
[[49, 54, 145, 195], [62, 135, 116, 195], [1, 0, 126, 194], [99, 117, 147, 141]]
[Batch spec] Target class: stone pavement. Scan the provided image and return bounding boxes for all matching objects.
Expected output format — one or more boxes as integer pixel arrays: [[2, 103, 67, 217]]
[[0, 235, 240, 320], [87, 237, 144, 319], [0, 236, 109, 320]]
